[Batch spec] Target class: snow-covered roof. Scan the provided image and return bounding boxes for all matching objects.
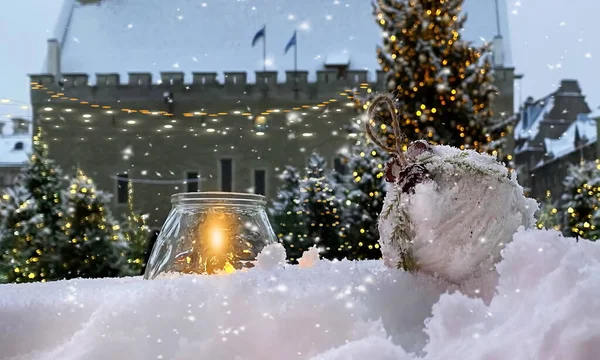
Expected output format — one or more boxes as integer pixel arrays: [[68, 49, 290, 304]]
[[0, 133, 31, 167], [513, 95, 554, 141], [57, 0, 513, 82], [544, 115, 597, 159]]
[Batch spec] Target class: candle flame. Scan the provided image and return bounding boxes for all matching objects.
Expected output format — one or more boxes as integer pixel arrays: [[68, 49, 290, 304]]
[[210, 227, 225, 250]]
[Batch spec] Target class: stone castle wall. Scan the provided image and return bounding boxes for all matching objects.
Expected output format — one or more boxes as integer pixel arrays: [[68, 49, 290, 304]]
[[30, 68, 515, 228]]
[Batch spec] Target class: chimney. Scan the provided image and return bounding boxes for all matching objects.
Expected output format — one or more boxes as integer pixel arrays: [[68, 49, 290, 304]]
[[492, 35, 505, 68], [557, 79, 581, 94], [46, 39, 61, 79]]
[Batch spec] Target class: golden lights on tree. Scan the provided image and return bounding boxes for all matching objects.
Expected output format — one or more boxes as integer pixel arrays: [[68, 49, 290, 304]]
[[372, 0, 501, 154]]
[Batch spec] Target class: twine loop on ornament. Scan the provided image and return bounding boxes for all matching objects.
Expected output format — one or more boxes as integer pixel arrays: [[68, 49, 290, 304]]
[[365, 95, 408, 167]]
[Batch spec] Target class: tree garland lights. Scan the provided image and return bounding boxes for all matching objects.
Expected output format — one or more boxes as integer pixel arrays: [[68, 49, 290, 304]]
[[370, 0, 502, 155]]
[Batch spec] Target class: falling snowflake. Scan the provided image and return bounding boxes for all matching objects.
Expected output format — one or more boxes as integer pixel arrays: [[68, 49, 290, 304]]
[[121, 146, 133, 160], [299, 21, 310, 31]]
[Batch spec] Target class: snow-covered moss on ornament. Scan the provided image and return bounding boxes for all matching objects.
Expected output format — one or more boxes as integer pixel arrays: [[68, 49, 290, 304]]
[[366, 96, 538, 283]]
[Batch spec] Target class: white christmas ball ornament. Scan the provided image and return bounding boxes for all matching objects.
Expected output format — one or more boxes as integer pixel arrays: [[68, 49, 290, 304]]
[[366, 97, 538, 284]]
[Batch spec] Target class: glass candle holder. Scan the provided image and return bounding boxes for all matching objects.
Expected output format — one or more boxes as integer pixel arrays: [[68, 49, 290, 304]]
[[144, 192, 278, 279]]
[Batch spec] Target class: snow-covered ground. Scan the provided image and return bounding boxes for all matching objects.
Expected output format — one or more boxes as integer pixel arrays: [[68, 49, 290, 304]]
[[1, 228, 598, 360]]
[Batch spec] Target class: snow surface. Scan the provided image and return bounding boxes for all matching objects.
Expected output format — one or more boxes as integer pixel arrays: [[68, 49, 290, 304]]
[[1, 229, 599, 360], [58, 0, 512, 83], [255, 243, 287, 270], [298, 246, 321, 269]]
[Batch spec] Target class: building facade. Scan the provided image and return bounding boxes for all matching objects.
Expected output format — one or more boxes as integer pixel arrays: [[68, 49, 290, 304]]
[[30, 0, 517, 227], [0, 118, 32, 189], [513, 79, 598, 200]]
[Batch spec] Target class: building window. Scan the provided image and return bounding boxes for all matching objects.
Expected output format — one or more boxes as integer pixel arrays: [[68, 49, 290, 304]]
[[220, 159, 233, 192], [254, 169, 266, 195], [186, 172, 199, 192], [117, 173, 129, 204], [333, 157, 348, 175]]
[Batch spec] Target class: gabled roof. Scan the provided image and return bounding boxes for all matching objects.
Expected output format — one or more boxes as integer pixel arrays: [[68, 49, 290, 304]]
[[542, 115, 597, 160], [513, 94, 555, 141], [56, 0, 512, 82]]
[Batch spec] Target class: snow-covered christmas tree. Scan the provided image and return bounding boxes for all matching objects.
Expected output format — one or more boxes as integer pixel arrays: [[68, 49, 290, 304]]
[[536, 190, 561, 231], [0, 129, 149, 283], [338, 133, 388, 260], [301, 153, 347, 260], [271, 155, 347, 261], [270, 166, 309, 262], [560, 160, 600, 240], [62, 170, 132, 278], [0, 128, 68, 283], [372, 0, 499, 151]]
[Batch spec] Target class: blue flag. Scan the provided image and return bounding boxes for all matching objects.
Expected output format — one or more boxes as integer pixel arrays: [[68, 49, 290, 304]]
[[252, 25, 266, 47], [284, 31, 296, 54]]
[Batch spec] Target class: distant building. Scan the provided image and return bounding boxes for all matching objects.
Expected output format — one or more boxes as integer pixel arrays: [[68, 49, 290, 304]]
[[513, 79, 598, 200], [30, 0, 517, 226], [0, 118, 32, 189]]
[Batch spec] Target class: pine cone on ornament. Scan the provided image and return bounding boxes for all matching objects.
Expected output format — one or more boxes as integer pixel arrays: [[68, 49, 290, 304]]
[[366, 96, 538, 283]]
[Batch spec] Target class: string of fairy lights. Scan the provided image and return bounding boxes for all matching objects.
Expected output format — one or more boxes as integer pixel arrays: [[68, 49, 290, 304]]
[[26, 80, 372, 120]]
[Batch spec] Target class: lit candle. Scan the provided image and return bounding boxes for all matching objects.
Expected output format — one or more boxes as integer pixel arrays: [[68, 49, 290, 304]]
[[196, 211, 237, 275]]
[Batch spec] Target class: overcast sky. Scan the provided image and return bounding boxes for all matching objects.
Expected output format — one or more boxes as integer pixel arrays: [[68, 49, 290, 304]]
[[508, 0, 599, 112], [0, 0, 598, 121]]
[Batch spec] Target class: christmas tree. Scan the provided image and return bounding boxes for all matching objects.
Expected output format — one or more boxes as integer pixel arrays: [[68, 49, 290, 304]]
[[62, 170, 131, 278], [536, 190, 561, 231], [271, 155, 347, 261], [371, 0, 497, 150], [121, 181, 150, 275], [300, 153, 347, 260], [338, 131, 388, 260], [0, 128, 68, 283], [270, 166, 309, 262], [560, 160, 600, 240]]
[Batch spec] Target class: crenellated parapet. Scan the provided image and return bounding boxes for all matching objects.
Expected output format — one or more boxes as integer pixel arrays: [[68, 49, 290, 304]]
[[31, 70, 382, 88], [29, 70, 384, 103]]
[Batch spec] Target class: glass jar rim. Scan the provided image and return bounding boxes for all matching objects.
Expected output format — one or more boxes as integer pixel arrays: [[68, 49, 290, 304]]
[[171, 192, 267, 205]]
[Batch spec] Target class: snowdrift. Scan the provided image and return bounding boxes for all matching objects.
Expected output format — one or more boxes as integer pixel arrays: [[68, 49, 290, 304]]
[[1, 229, 599, 360]]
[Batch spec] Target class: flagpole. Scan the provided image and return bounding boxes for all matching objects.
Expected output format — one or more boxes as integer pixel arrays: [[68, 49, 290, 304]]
[[294, 31, 298, 99], [263, 26, 267, 72]]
